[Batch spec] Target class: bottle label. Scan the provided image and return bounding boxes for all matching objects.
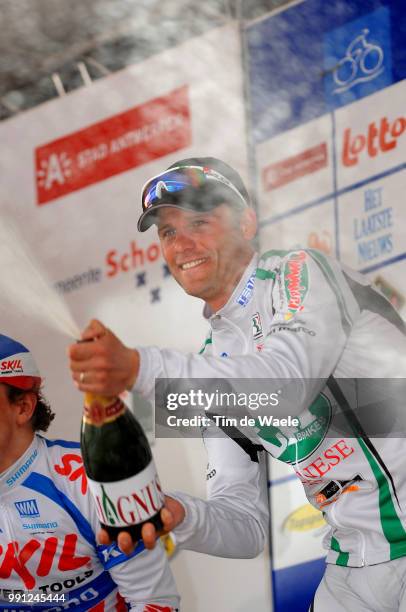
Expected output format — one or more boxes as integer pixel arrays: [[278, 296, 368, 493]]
[[83, 396, 125, 426], [87, 460, 165, 527]]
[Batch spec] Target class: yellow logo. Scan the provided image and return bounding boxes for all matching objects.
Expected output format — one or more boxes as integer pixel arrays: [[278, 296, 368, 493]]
[[283, 504, 326, 532]]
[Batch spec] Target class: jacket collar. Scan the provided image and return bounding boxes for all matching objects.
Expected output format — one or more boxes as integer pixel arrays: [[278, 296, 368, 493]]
[[0, 435, 40, 495], [209, 253, 259, 321]]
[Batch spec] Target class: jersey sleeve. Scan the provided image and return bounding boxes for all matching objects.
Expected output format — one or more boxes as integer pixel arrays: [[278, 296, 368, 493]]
[[135, 250, 360, 417], [169, 424, 269, 558], [107, 544, 180, 610]]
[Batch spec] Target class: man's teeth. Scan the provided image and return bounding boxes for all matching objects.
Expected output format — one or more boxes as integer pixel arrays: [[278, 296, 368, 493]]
[[181, 258, 206, 270]]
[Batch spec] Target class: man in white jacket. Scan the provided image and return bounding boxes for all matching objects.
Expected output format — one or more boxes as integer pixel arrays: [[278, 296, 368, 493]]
[[69, 157, 406, 611]]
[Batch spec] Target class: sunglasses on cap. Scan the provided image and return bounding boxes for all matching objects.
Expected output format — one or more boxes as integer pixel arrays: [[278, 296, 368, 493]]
[[141, 166, 248, 212]]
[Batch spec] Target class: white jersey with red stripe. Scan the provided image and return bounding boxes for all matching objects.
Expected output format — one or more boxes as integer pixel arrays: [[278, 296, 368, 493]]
[[0, 435, 179, 611], [135, 248, 406, 568]]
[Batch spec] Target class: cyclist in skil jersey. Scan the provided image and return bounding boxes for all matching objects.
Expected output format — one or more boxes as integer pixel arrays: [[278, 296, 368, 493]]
[[0, 332, 179, 611]]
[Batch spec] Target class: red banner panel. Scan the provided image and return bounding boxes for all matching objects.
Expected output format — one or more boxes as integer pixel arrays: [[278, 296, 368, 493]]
[[35, 86, 191, 205]]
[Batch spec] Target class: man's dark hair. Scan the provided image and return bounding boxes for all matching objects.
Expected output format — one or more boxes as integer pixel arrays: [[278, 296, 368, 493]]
[[5, 385, 55, 432]]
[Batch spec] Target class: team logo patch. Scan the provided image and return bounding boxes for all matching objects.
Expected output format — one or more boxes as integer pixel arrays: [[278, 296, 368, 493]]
[[252, 312, 263, 340], [256, 393, 332, 464], [283, 251, 309, 319], [237, 272, 256, 307], [14, 498, 40, 519]]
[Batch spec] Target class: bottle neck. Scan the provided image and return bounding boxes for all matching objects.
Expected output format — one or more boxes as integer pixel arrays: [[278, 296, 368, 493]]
[[83, 394, 126, 426]]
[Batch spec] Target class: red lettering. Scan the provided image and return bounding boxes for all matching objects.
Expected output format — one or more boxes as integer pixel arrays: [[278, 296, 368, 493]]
[[343, 115, 406, 167], [146, 483, 160, 513], [106, 250, 119, 277], [379, 117, 397, 152], [131, 241, 145, 267], [367, 121, 379, 158], [0, 540, 41, 589], [121, 253, 130, 272], [57, 534, 90, 571], [323, 447, 340, 467], [94, 494, 107, 523], [333, 439, 354, 459], [147, 243, 160, 262], [308, 457, 331, 477], [36, 537, 58, 577], [54, 454, 87, 494], [391, 117, 406, 138], [117, 496, 135, 524], [131, 491, 150, 517]]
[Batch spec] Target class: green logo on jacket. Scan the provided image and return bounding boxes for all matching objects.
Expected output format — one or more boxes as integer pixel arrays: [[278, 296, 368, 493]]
[[256, 393, 332, 464]]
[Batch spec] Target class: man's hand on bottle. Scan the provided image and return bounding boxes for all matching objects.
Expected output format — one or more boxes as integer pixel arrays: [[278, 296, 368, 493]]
[[97, 496, 186, 555], [68, 319, 140, 395]]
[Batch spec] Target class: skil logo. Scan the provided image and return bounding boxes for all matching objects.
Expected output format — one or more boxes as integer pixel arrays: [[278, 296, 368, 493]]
[[14, 499, 40, 519], [54, 453, 88, 495], [237, 273, 256, 307], [332, 28, 384, 95], [283, 251, 308, 316], [0, 359, 23, 374], [35, 86, 191, 205], [0, 534, 90, 589], [342, 115, 406, 167]]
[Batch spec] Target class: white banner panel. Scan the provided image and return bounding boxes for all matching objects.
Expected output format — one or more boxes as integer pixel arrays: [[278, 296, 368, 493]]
[[0, 23, 272, 612], [335, 80, 406, 190], [255, 114, 334, 222]]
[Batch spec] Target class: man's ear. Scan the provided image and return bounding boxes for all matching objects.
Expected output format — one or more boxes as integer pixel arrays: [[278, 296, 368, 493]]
[[241, 207, 257, 240], [15, 392, 37, 426]]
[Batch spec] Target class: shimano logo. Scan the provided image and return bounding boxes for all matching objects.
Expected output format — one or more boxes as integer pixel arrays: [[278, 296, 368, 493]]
[[15, 499, 40, 519], [6, 449, 38, 487]]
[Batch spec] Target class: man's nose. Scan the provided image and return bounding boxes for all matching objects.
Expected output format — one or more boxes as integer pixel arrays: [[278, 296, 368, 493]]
[[173, 230, 195, 252]]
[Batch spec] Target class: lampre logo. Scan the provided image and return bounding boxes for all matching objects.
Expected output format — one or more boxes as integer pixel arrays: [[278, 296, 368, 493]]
[[0, 359, 23, 374], [14, 499, 40, 519], [283, 251, 309, 317], [35, 86, 191, 205], [0, 534, 91, 589], [342, 114, 405, 167]]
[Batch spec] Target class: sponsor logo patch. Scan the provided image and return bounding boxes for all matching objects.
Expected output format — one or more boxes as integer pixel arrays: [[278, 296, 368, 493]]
[[237, 272, 256, 307], [252, 312, 263, 340], [14, 498, 40, 519], [283, 251, 309, 318]]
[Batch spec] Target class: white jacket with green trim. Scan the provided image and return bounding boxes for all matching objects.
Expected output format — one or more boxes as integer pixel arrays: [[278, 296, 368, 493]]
[[135, 249, 406, 568]]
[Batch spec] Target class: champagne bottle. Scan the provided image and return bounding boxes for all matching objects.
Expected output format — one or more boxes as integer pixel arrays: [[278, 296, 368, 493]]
[[81, 393, 164, 541]]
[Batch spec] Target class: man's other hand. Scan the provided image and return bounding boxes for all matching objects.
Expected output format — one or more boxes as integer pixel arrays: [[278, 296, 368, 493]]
[[97, 496, 186, 555], [68, 319, 140, 395]]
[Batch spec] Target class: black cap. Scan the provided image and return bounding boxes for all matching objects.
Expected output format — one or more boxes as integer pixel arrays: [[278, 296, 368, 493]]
[[137, 157, 250, 232]]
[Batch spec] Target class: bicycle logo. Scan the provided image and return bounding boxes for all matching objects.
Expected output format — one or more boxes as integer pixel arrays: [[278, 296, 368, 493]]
[[333, 28, 384, 94]]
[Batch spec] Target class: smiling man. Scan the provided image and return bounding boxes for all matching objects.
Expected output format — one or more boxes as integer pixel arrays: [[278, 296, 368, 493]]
[[69, 157, 406, 612]]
